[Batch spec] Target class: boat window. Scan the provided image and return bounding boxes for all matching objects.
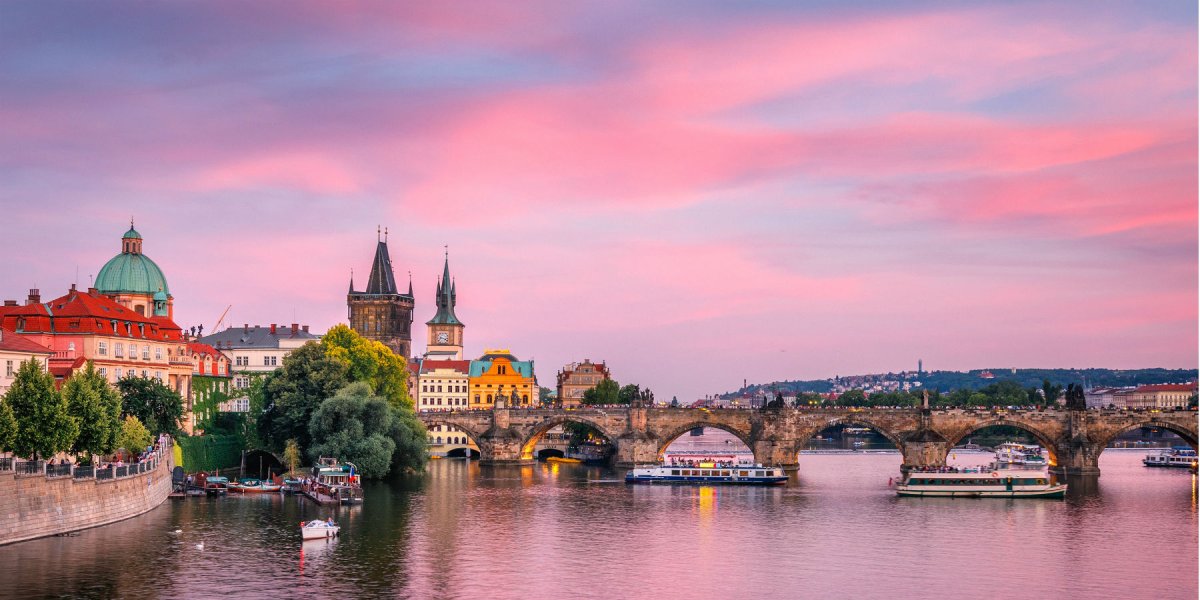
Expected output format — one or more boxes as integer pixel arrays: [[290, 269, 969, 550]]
[[1037, 479, 1046, 485], [739, 471, 748, 477], [671, 470, 680, 476]]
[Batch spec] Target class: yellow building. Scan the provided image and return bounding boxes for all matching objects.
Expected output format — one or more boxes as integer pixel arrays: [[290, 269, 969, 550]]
[[469, 349, 537, 409]]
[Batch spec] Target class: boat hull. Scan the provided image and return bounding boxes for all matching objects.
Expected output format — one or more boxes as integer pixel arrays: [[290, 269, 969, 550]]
[[625, 474, 787, 485], [301, 527, 340, 540], [896, 485, 1067, 499]]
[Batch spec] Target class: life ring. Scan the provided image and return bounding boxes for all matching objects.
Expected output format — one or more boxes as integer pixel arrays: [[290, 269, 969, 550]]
[[990, 472, 999, 478]]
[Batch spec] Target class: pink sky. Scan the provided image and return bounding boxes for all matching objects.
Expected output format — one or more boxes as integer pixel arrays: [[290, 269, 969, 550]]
[[0, 1, 1195, 400]]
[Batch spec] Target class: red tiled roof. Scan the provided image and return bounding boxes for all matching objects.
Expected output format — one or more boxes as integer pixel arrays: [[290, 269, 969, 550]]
[[0, 288, 182, 341], [0, 327, 53, 354], [187, 342, 221, 356], [420, 360, 470, 375], [1135, 383, 1196, 393]]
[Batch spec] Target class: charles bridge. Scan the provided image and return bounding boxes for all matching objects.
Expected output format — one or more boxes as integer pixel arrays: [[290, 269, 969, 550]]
[[418, 404, 1198, 475]]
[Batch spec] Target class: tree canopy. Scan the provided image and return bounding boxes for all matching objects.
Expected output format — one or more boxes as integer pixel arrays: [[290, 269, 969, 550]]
[[6, 359, 78, 460], [115, 415, 152, 455], [0, 396, 17, 452], [64, 361, 121, 460], [117, 376, 184, 437], [322, 324, 412, 410], [307, 382, 425, 478], [257, 342, 350, 454]]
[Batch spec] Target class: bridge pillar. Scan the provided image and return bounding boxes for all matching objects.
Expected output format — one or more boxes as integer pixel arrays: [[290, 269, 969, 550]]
[[752, 439, 799, 471], [1052, 411, 1101, 476], [613, 433, 659, 468], [900, 429, 950, 471], [477, 409, 533, 466]]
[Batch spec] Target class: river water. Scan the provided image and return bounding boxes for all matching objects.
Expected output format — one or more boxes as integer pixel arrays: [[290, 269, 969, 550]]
[[2, 450, 1195, 599]]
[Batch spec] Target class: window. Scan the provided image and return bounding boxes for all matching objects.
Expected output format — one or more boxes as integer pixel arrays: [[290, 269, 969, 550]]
[[263, 355, 278, 367], [671, 470, 680, 476], [141, 370, 148, 378], [5, 360, 12, 377], [128, 344, 137, 360], [142, 346, 150, 360], [154, 371, 163, 381], [98, 367, 107, 378], [115, 368, 123, 379], [114, 343, 124, 358], [98, 341, 108, 356], [155, 346, 162, 360]]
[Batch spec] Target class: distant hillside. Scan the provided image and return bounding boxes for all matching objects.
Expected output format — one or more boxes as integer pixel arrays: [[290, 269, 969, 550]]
[[724, 368, 1198, 399]]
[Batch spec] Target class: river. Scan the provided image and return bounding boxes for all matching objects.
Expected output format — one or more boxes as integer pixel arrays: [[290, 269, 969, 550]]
[[2, 450, 1195, 599]]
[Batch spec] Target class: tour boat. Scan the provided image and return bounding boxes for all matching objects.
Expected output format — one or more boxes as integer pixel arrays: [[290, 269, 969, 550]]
[[203, 476, 229, 496], [229, 478, 283, 493], [545, 456, 582, 464], [300, 520, 340, 540], [625, 462, 787, 485], [311, 458, 364, 505], [994, 443, 1048, 468], [1142, 447, 1199, 469], [897, 466, 1066, 498]]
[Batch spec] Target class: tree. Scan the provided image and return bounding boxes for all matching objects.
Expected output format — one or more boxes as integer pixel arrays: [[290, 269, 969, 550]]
[[6, 359, 78, 460], [795, 392, 824, 407], [836, 389, 868, 407], [117, 376, 184, 436], [538, 386, 554, 407], [1042, 379, 1063, 405], [322, 325, 412, 410], [115, 415, 152, 455], [258, 342, 350, 454], [283, 438, 302, 474], [389, 406, 428, 474], [0, 397, 17, 452], [308, 382, 419, 478], [581, 379, 620, 405], [64, 361, 121, 461], [617, 384, 641, 405]]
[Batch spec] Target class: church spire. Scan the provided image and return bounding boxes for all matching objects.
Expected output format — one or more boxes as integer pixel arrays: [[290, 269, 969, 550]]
[[365, 234, 398, 295], [426, 248, 462, 326]]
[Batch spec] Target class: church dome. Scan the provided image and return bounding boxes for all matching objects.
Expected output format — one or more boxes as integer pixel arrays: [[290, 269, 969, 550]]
[[95, 225, 169, 295]]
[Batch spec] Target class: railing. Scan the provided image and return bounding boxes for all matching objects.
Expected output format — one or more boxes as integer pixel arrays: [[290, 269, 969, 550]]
[[96, 466, 114, 481], [46, 463, 72, 478], [115, 465, 129, 478], [0, 457, 12, 471], [16, 460, 43, 475], [73, 466, 94, 479]]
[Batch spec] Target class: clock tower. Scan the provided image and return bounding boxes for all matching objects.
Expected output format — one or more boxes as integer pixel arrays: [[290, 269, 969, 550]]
[[425, 249, 464, 360]]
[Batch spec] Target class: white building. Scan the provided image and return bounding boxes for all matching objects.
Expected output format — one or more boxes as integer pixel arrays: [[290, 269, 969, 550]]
[[198, 323, 319, 391], [415, 359, 476, 457], [0, 327, 53, 396]]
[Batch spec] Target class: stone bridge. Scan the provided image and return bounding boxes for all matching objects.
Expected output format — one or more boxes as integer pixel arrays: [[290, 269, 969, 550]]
[[418, 406, 1198, 475]]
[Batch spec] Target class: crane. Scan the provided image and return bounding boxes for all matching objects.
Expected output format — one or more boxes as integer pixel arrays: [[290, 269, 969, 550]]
[[211, 304, 232, 333]]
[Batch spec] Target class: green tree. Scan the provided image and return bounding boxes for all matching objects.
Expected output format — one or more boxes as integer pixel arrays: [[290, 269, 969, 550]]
[[617, 384, 641, 405], [581, 378, 620, 405], [1042, 379, 1063, 405], [258, 342, 350, 454], [322, 324, 412, 409], [117, 376, 184, 436], [283, 438, 303, 474], [538, 386, 554, 407], [115, 415, 152, 454], [836, 389, 868, 406], [307, 382, 413, 478], [389, 405, 428, 474], [6, 359, 78, 459], [64, 361, 121, 461], [0, 397, 17, 452]]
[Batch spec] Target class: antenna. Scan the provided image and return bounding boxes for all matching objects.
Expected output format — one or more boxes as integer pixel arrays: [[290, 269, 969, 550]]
[[384, 227, 388, 242], [377, 225, 381, 242]]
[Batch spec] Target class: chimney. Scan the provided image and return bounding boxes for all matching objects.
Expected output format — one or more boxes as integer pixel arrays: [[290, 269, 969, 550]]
[[87, 287, 97, 295], [243, 324, 249, 333], [27, 289, 40, 305], [270, 324, 277, 335], [291, 323, 298, 335], [3, 300, 15, 307], [302, 325, 309, 333]]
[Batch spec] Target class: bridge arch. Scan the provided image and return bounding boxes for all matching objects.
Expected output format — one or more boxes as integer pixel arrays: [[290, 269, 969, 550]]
[[419, 417, 488, 450], [656, 422, 755, 462], [804, 417, 906, 451], [1092, 418, 1198, 452], [518, 416, 619, 461], [943, 418, 1062, 466], [243, 449, 285, 478]]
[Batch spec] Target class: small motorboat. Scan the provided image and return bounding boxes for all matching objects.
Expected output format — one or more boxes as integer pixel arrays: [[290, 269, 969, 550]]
[[230, 478, 283, 493], [545, 456, 582, 464], [301, 520, 340, 540]]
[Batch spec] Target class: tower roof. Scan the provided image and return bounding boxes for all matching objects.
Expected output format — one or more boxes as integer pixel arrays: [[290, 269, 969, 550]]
[[426, 250, 462, 326], [96, 225, 168, 295], [365, 240, 398, 295]]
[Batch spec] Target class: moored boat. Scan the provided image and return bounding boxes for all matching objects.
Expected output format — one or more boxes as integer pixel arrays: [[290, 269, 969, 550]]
[[300, 519, 340, 540], [995, 442, 1048, 468], [897, 466, 1066, 498], [1142, 447, 1199, 469], [545, 456, 582, 464], [625, 462, 787, 485], [309, 457, 364, 505], [229, 478, 283, 493], [202, 475, 229, 496]]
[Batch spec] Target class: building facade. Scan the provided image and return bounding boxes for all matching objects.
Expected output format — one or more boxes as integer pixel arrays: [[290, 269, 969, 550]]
[[556, 359, 610, 408], [0, 327, 53, 395], [469, 349, 537, 409], [197, 323, 318, 392], [187, 341, 235, 427], [415, 359, 476, 456], [424, 252, 464, 361], [348, 232, 415, 358]]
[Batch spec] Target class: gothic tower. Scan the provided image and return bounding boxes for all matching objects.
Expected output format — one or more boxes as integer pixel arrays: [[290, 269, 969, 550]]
[[348, 228, 415, 357], [425, 249, 464, 360]]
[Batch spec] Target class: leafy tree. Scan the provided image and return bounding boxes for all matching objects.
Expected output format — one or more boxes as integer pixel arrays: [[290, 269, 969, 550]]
[[1042, 379, 1063, 405], [581, 378, 620, 405], [117, 376, 184, 436], [258, 342, 350, 454], [836, 389, 868, 406], [0, 397, 17, 452], [283, 438, 302, 474], [115, 415, 152, 454], [617, 384, 641, 405], [308, 382, 415, 478], [538, 386, 554, 406], [322, 324, 411, 409], [6, 360, 78, 459], [389, 405, 428, 474], [795, 392, 823, 407], [64, 361, 121, 461]]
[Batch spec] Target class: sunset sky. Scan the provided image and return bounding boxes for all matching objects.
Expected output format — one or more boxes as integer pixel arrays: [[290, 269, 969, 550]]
[[1, 1, 1195, 401]]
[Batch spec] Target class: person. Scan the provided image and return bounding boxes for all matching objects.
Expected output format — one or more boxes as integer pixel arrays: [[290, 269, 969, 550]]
[[326, 517, 334, 526]]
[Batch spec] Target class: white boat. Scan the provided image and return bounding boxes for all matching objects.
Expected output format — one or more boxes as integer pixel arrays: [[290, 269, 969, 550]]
[[300, 520, 340, 540], [995, 443, 1048, 468], [897, 466, 1066, 498], [1142, 447, 1198, 468], [626, 462, 787, 485]]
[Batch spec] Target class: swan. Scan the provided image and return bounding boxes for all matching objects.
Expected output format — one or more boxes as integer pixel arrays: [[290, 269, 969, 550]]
[[195, 542, 204, 550]]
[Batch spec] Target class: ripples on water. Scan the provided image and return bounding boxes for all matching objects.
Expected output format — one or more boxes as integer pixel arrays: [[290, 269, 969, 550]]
[[1, 451, 1195, 600]]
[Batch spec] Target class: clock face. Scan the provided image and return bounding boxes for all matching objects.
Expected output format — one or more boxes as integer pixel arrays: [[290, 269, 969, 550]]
[[436, 331, 449, 344]]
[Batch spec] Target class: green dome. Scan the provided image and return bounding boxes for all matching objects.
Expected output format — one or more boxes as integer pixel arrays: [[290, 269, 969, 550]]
[[96, 253, 169, 295], [122, 226, 142, 240]]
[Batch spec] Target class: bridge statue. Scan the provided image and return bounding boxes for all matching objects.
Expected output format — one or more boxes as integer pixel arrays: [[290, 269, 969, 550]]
[[1065, 384, 1086, 411]]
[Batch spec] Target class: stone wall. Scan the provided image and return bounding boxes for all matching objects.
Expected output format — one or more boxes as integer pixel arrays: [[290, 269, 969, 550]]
[[0, 453, 175, 547]]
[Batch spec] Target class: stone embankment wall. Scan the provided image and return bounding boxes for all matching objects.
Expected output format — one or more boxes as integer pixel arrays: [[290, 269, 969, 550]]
[[0, 453, 175, 546]]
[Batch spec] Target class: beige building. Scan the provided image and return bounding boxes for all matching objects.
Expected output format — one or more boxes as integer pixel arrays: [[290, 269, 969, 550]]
[[415, 359, 476, 456], [197, 323, 319, 391], [556, 359, 610, 408], [0, 327, 53, 396]]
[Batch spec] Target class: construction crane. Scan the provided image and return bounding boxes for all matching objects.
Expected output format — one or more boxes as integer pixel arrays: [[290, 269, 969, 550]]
[[211, 305, 232, 333]]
